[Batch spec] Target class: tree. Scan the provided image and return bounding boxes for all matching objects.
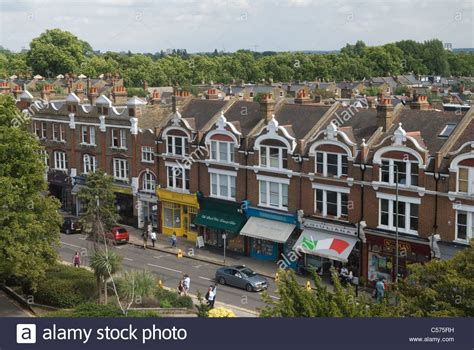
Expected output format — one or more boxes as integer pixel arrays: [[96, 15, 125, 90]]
[[26, 29, 91, 76], [397, 241, 474, 317], [421, 39, 450, 76], [77, 170, 119, 242], [90, 248, 122, 305], [116, 270, 157, 314], [260, 269, 396, 317], [0, 95, 62, 290]]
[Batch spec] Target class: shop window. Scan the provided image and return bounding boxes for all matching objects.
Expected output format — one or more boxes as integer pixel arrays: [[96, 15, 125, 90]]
[[380, 159, 419, 187], [315, 151, 348, 177], [163, 202, 181, 229]]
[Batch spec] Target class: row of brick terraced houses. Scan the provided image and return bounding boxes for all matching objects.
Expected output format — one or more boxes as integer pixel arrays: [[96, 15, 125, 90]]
[[15, 87, 474, 284]]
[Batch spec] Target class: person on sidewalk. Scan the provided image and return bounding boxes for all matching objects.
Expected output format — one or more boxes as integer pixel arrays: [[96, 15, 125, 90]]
[[73, 252, 81, 268], [183, 274, 190, 296], [177, 279, 185, 296], [150, 230, 157, 248], [142, 230, 149, 249], [170, 232, 177, 248], [375, 278, 385, 302], [206, 284, 217, 309]]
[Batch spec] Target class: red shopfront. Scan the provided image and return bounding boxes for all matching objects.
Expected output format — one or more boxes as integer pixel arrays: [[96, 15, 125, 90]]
[[365, 233, 431, 283]]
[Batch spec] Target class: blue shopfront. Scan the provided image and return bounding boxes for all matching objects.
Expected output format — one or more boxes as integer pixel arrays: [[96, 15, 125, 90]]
[[240, 206, 299, 264]]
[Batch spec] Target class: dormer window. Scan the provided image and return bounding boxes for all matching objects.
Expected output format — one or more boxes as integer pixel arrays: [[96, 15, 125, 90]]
[[167, 135, 187, 157], [67, 105, 77, 113], [260, 146, 287, 169], [458, 166, 473, 194], [380, 159, 419, 187], [210, 140, 234, 163], [315, 152, 348, 177]]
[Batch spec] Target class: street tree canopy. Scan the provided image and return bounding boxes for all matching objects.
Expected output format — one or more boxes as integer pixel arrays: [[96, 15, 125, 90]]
[[0, 95, 61, 290]]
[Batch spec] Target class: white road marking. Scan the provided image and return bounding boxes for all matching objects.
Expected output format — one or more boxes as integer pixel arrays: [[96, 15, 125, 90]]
[[78, 236, 87, 240], [115, 246, 123, 249], [147, 263, 182, 274], [270, 295, 280, 300], [61, 241, 83, 249], [199, 276, 212, 281], [193, 264, 202, 268], [153, 255, 166, 259], [124, 257, 133, 261]]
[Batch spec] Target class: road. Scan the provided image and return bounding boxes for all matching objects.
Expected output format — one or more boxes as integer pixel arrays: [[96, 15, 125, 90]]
[[0, 290, 32, 317], [58, 233, 280, 314]]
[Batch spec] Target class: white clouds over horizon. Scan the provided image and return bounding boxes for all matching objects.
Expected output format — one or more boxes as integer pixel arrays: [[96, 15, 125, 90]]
[[0, 0, 472, 53]]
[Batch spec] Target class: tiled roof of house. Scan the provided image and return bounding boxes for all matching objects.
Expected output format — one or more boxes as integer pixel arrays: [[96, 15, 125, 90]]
[[180, 99, 228, 130]]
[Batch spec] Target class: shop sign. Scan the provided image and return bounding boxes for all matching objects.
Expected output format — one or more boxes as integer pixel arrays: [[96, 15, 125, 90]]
[[112, 185, 133, 195], [384, 239, 412, 253], [201, 215, 237, 226], [304, 220, 357, 236], [246, 207, 296, 224]]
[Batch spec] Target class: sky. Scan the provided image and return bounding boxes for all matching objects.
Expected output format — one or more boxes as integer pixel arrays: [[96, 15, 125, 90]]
[[0, 0, 473, 53]]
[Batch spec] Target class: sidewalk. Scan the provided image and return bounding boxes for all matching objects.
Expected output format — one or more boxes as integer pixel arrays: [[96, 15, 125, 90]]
[[122, 224, 322, 287]]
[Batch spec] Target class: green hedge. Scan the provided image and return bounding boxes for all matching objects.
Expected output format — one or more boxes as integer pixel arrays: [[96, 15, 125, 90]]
[[33, 265, 97, 308], [47, 303, 160, 317], [155, 288, 193, 309]]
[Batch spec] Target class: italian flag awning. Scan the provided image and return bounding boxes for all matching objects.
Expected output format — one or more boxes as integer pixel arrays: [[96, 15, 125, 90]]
[[292, 229, 358, 262]]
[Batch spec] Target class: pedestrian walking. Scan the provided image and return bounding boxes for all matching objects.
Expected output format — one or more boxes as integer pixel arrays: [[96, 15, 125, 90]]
[[73, 252, 81, 268], [170, 232, 177, 248], [177, 279, 185, 296], [375, 278, 385, 302], [150, 230, 157, 248], [142, 230, 149, 249], [183, 274, 190, 296], [206, 284, 217, 308]]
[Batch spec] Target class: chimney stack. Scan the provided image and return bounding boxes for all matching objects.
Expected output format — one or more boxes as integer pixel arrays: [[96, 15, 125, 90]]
[[207, 88, 218, 100], [294, 89, 310, 104], [260, 93, 275, 123], [150, 90, 161, 105], [376, 97, 394, 131], [410, 95, 429, 111], [172, 90, 190, 113]]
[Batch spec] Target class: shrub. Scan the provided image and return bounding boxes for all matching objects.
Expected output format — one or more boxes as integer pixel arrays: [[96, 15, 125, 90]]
[[47, 303, 160, 317], [208, 307, 235, 318], [155, 288, 193, 309], [33, 264, 97, 308]]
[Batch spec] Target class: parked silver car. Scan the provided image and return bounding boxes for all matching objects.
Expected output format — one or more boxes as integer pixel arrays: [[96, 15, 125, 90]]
[[215, 265, 268, 292]]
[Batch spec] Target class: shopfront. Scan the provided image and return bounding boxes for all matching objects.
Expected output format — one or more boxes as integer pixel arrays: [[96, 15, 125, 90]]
[[366, 232, 431, 283], [112, 184, 135, 226], [240, 207, 298, 262], [194, 196, 247, 254], [136, 192, 158, 229], [48, 171, 72, 211], [156, 188, 200, 241], [293, 219, 358, 275]]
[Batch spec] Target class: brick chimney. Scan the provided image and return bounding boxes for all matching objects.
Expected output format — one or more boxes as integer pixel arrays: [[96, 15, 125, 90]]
[[172, 90, 190, 113], [88, 87, 98, 105], [410, 95, 429, 111], [0, 81, 10, 95], [40, 84, 53, 100], [294, 89, 311, 104], [12, 84, 22, 99], [260, 93, 275, 123], [150, 90, 161, 105], [75, 82, 85, 100], [206, 88, 218, 100], [112, 85, 127, 105], [376, 97, 394, 131]]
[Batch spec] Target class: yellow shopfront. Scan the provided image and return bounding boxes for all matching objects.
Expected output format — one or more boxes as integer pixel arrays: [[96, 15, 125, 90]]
[[156, 188, 200, 242]]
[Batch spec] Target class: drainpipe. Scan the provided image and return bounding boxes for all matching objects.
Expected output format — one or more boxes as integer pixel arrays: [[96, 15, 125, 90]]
[[432, 172, 440, 258], [356, 163, 366, 296]]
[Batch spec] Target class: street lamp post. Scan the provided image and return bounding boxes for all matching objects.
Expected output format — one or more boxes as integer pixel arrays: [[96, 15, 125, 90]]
[[222, 233, 227, 265]]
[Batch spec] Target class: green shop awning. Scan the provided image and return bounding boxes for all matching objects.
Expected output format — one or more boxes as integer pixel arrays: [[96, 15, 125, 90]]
[[194, 209, 246, 234]]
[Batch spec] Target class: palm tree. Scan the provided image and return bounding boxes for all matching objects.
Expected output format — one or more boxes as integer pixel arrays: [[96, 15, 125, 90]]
[[90, 249, 122, 304], [117, 270, 157, 315]]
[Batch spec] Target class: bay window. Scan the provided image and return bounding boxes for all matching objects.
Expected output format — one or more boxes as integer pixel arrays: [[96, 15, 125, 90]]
[[210, 140, 234, 163], [260, 146, 288, 169], [380, 159, 419, 186], [113, 158, 129, 181], [315, 151, 348, 177]]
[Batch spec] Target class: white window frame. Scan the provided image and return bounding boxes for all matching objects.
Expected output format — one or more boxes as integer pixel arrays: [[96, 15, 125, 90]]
[[111, 129, 127, 149], [166, 135, 187, 157], [457, 166, 474, 195], [142, 172, 156, 193], [81, 126, 96, 145], [312, 184, 350, 219], [455, 208, 474, 243], [259, 145, 288, 169], [52, 123, 65, 142], [380, 158, 419, 187], [113, 158, 129, 181], [141, 146, 154, 163], [209, 169, 237, 200], [210, 140, 235, 163], [40, 122, 47, 139], [257, 175, 289, 210], [53, 151, 67, 171], [376, 193, 420, 235], [83, 154, 97, 174], [315, 151, 348, 177], [166, 164, 189, 191]]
